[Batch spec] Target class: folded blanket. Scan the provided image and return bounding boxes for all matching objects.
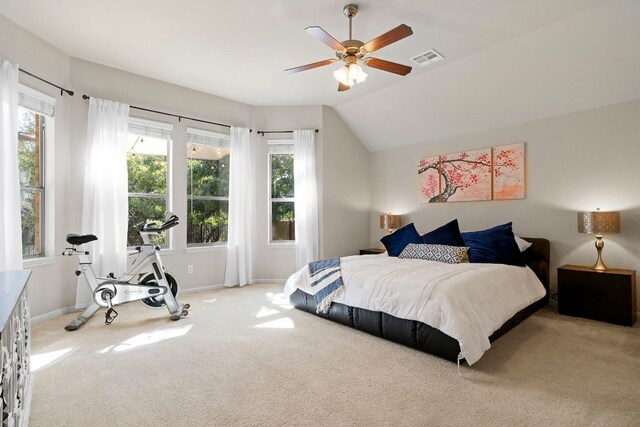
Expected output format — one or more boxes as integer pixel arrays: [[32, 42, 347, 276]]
[[308, 257, 344, 314]]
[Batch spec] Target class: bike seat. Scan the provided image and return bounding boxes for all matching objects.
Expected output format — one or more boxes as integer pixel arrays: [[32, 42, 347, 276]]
[[66, 234, 98, 246]]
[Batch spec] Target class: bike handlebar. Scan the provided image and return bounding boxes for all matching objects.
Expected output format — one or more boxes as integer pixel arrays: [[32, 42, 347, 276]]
[[140, 213, 179, 233]]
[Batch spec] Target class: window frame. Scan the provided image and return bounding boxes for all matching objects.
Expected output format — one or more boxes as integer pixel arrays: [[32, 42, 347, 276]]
[[186, 127, 230, 248], [17, 83, 56, 260], [126, 117, 173, 249], [267, 139, 295, 245], [18, 106, 46, 258]]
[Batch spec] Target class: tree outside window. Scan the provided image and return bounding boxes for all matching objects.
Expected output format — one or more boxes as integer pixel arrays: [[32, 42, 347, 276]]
[[127, 133, 169, 246], [270, 152, 295, 241], [18, 107, 45, 257], [187, 131, 230, 246]]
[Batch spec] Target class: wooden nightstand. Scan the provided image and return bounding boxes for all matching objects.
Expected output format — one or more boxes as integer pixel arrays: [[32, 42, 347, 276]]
[[359, 248, 385, 255], [557, 264, 636, 326]]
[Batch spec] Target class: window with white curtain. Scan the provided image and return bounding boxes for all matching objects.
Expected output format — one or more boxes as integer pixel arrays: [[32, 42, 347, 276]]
[[127, 117, 172, 247], [268, 140, 295, 242], [18, 84, 54, 258], [186, 127, 230, 246]]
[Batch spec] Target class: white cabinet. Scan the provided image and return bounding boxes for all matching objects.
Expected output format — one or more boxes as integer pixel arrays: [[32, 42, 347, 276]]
[[0, 270, 32, 427]]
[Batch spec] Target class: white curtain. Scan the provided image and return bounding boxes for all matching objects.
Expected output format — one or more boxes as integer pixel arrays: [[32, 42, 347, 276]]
[[293, 129, 319, 269], [0, 58, 23, 272], [224, 127, 253, 287], [76, 97, 130, 307]]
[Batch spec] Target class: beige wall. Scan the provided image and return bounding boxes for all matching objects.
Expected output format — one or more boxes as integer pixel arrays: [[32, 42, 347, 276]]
[[321, 106, 370, 258], [370, 99, 640, 311]]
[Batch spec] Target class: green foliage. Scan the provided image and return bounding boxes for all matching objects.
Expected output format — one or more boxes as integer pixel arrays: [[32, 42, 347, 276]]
[[271, 154, 294, 199], [187, 153, 230, 244], [128, 153, 167, 194]]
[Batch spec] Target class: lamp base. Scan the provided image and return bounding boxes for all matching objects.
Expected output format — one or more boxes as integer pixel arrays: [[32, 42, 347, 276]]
[[592, 235, 609, 271]]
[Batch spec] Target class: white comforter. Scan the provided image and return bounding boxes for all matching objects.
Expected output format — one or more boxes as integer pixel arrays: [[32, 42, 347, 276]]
[[284, 255, 546, 365]]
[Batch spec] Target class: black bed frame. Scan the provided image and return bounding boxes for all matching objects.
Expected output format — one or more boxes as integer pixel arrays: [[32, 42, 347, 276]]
[[289, 238, 550, 363]]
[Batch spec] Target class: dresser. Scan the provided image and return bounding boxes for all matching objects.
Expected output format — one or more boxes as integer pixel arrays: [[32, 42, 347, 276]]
[[0, 270, 32, 427]]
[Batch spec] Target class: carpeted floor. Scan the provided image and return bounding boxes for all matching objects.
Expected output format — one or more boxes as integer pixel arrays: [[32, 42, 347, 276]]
[[29, 284, 640, 426]]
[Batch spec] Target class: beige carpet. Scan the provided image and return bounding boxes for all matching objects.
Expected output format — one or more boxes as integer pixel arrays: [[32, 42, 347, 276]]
[[29, 284, 639, 426]]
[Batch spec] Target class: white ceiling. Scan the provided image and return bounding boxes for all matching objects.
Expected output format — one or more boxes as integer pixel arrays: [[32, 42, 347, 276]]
[[2, 0, 639, 151]]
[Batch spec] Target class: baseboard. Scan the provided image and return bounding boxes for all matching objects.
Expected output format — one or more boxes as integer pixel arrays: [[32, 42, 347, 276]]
[[252, 279, 286, 285], [31, 306, 76, 324], [180, 283, 225, 294]]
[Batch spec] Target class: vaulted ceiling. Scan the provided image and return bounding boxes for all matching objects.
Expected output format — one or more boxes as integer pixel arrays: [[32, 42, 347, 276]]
[[2, 0, 639, 151]]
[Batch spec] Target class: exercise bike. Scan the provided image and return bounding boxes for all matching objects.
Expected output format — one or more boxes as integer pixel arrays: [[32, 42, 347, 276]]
[[62, 212, 189, 331]]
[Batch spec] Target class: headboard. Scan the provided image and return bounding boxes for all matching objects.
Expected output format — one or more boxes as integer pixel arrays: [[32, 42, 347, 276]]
[[521, 237, 550, 304]]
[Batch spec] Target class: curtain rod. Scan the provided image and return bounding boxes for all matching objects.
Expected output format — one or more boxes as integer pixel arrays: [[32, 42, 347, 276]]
[[82, 94, 251, 132], [257, 129, 319, 136], [19, 68, 74, 97]]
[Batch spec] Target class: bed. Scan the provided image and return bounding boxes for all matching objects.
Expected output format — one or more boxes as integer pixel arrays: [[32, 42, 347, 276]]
[[284, 237, 550, 365]]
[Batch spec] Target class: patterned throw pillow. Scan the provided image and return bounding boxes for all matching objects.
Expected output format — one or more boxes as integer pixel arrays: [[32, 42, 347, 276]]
[[398, 243, 469, 264]]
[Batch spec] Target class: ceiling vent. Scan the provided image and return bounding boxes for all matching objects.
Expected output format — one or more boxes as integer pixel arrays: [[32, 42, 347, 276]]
[[410, 49, 444, 66]]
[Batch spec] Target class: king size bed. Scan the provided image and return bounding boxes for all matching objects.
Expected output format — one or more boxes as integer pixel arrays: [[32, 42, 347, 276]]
[[284, 237, 549, 365]]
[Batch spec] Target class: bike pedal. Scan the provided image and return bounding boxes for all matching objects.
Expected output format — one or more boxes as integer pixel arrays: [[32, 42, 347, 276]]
[[105, 308, 118, 325]]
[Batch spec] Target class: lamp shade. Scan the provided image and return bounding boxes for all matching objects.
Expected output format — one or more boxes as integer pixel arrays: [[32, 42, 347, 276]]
[[578, 210, 620, 234], [380, 214, 400, 231]]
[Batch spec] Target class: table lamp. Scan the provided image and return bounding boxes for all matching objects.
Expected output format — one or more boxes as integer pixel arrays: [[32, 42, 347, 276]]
[[577, 209, 620, 271], [380, 214, 400, 234]]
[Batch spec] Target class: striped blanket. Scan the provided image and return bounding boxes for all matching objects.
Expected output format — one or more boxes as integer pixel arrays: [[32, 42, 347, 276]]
[[308, 257, 344, 314]]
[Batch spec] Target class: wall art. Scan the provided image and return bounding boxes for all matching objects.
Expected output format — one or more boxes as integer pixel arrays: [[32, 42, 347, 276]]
[[418, 142, 525, 203]]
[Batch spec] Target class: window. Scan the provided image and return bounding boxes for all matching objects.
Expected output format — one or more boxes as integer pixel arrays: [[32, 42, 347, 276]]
[[17, 85, 54, 258], [186, 127, 230, 246], [127, 118, 172, 247], [268, 140, 295, 242]]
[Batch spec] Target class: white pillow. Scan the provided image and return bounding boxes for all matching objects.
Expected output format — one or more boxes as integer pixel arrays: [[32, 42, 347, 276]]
[[514, 236, 533, 252]]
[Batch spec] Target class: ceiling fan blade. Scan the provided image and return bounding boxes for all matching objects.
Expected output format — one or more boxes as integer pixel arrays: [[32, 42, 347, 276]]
[[362, 24, 413, 53], [285, 59, 336, 74], [338, 82, 351, 92], [364, 57, 412, 76], [305, 26, 346, 51]]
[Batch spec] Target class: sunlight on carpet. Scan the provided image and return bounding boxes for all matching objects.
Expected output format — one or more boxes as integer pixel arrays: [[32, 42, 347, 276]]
[[31, 348, 74, 373], [254, 317, 295, 329], [98, 324, 193, 353]]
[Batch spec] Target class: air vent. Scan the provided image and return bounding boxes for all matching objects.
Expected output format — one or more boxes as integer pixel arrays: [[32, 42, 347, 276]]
[[410, 49, 444, 66]]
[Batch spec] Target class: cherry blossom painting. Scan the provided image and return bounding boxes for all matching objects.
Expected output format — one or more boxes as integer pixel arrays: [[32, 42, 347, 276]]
[[440, 149, 492, 202], [418, 143, 526, 203], [493, 143, 525, 200], [418, 156, 441, 202]]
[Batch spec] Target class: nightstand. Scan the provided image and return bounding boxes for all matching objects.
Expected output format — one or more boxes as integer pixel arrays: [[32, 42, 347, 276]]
[[359, 248, 385, 255], [557, 264, 636, 326]]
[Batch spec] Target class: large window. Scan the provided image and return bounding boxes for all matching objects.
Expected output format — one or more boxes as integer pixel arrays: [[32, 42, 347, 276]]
[[17, 85, 54, 258], [268, 141, 295, 242], [18, 107, 45, 257], [186, 127, 230, 246], [127, 118, 172, 247]]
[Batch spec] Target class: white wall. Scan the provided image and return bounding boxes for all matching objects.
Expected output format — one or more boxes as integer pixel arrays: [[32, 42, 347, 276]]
[[1, 15, 372, 319], [370, 99, 640, 310]]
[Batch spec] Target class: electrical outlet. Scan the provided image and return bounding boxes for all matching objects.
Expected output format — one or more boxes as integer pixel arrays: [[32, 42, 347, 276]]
[[187, 265, 193, 274]]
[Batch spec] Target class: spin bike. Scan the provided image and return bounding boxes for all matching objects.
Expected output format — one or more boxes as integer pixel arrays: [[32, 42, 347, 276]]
[[62, 212, 189, 331]]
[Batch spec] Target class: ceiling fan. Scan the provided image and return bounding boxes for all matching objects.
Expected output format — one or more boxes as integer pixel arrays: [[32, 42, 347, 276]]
[[285, 4, 414, 92]]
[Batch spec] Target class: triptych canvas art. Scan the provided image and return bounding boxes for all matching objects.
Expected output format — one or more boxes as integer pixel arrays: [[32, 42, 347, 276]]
[[418, 142, 525, 203]]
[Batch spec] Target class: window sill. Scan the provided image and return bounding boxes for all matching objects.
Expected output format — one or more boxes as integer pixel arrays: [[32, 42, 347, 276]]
[[127, 248, 175, 256], [185, 245, 227, 254], [267, 242, 295, 249], [23, 256, 57, 268]]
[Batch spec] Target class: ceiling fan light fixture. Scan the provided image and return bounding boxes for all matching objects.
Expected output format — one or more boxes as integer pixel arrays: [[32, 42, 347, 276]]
[[333, 63, 367, 86]]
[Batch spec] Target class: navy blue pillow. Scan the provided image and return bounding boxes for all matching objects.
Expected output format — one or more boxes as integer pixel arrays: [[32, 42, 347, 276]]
[[380, 223, 422, 257], [460, 222, 525, 267], [421, 219, 465, 247]]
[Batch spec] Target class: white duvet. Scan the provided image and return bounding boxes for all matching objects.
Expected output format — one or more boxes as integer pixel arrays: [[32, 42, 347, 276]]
[[284, 255, 546, 365]]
